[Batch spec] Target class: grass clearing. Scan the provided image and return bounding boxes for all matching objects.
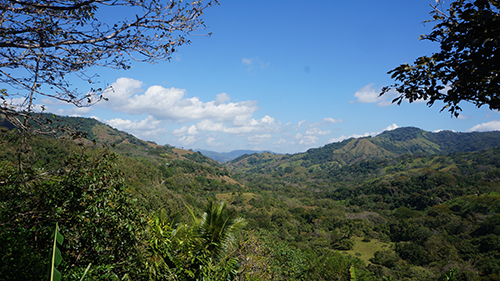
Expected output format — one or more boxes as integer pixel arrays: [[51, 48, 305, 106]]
[[341, 236, 392, 264], [216, 192, 256, 207]]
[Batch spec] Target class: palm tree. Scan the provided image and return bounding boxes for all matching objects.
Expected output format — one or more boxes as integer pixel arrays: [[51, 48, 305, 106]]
[[184, 200, 247, 280], [146, 200, 247, 280], [188, 200, 247, 260]]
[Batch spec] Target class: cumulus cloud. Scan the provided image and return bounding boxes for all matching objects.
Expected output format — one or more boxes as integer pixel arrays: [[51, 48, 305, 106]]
[[383, 123, 400, 131], [434, 129, 456, 133], [4, 97, 46, 112], [299, 135, 318, 145], [107, 115, 161, 131], [100, 77, 260, 124], [328, 123, 399, 143], [291, 118, 341, 136], [353, 83, 381, 103], [292, 133, 318, 145], [274, 138, 287, 145], [173, 125, 198, 136], [248, 134, 272, 144], [295, 120, 307, 130], [54, 106, 94, 116], [105, 115, 167, 139], [170, 114, 281, 148], [352, 84, 398, 107], [467, 120, 500, 132], [353, 83, 438, 106], [178, 135, 196, 145], [215, 93, 231, 105], [195, 115, 279, 135], [104, 77, 143, 107]]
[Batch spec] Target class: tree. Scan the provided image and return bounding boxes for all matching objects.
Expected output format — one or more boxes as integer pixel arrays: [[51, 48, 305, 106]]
[[188, 199, 247, 264], [146, 200, 247, 280], [0, 144, 144, 280], [381, 0, 500, 116], [0, 0, 218, 127]]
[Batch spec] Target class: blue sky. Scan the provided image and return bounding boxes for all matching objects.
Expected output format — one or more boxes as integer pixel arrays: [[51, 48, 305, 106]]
[[44, 0, 500, 153]]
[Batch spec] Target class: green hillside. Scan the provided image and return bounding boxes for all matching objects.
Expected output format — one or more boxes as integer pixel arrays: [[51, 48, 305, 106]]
[[226, 127, 500, 174], [2, 115, 500, 280]]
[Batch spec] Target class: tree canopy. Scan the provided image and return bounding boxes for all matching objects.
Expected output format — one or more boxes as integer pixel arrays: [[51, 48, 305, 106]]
[[0, 0, 217, 123], [381, 0, 500, 116]]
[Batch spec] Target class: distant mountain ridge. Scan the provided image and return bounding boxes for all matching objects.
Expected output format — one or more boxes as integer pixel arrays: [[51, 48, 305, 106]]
[[196, 149, 280, 163], [225, 127, 500, 173], [5, 113, 499, 172]]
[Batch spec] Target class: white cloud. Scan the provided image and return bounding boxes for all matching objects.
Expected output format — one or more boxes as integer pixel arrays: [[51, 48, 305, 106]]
[[353, 83, 382, 103], [55, 106, 94, 116], [292, 132, 318, 145], [352, 84, 399, 107], [383, 123, 400, 131], [101, 77, 260, 124], [305, 128, 331, 136], [467, 120, 500, 132], [328, 123, 399, 143], [215, 93, 231, 105], [170, 114, 280, 148], [106, 115, 161, 131], [292, 118, 341, 135], [206, 137, 221, 147], [323, 117, 344, 124], [434, 129, 456, 133], [173, 125, 198, 136], [274, 138, 287, 145], [178, 135, 197, 145], [297, 120, 306, 128], [242, 58, 253, 65], [105, 115, 167, 139], [299, 135, 318, 145], [104, 77, 143, 107], [195, 115, 279, 134], [329, 133, 369, 143], [248, 134, 272, 144], [241, 57, 270, 70], [4, 97, 46, 112]]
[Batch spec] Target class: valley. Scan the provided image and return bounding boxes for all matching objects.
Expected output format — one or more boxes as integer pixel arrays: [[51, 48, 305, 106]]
[[1, 114, 500, 280]]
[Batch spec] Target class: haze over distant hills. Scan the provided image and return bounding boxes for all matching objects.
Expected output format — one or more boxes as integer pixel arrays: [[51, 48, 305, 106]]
[[4, 113, 499, 167], [195, 149, 280, 163]]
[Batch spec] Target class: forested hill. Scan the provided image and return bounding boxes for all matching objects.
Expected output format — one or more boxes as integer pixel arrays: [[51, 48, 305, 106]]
[[196, 149, 280, 163], [3, 114, 500, 280], [226, 127, 500, 173], [0, 113, 219, 165]]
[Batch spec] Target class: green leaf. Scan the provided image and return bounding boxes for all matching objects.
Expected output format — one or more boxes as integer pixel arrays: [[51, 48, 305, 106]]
[[52, 268, 62, 281], [50, 223, 64, 281], [54, 247, 63, 267], [56, 230, 64, 245]]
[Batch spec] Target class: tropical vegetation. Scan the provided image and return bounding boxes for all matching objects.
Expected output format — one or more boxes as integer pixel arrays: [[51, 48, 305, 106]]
[[1, 114, 500, 280]]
